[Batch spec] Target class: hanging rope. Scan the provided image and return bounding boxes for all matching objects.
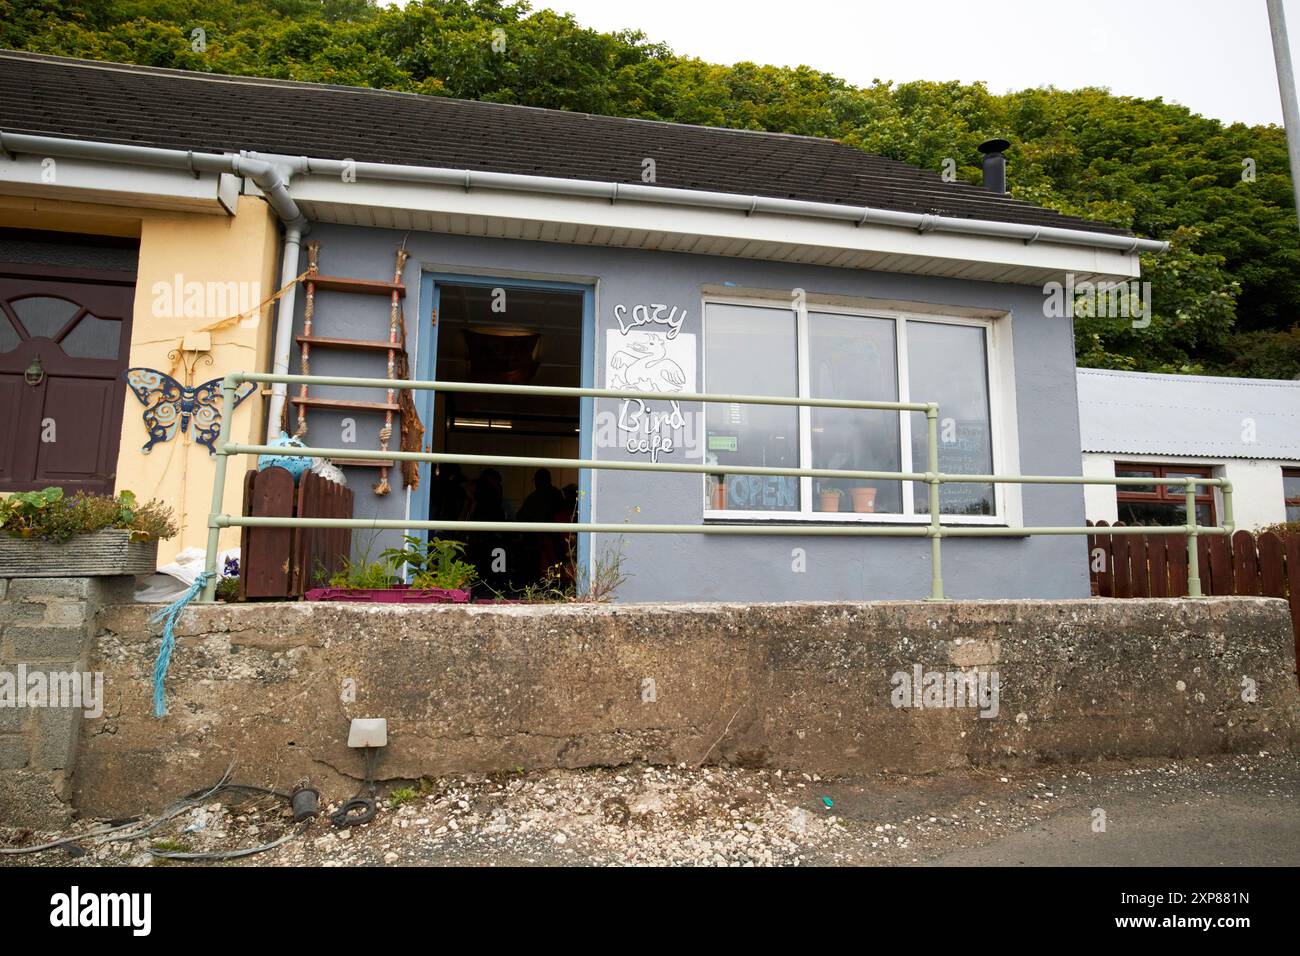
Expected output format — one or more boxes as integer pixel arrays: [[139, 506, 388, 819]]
[[149, 571, 212, 718]]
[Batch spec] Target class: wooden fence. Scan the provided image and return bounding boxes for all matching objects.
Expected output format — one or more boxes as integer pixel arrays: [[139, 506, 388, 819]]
[[1087, 521, 1300, 680], [240, 467, 353, 599]]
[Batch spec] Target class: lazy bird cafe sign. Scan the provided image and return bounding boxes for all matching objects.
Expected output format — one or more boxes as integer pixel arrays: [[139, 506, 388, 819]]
[[604, 302, 696, 462]]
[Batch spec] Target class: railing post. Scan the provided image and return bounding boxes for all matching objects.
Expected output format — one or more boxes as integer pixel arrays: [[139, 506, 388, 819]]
[[926, 403, 944, 600], [1220, 480, 1235, 535], [1184, 479, 1202, 598], [200, 376, 238, 603]]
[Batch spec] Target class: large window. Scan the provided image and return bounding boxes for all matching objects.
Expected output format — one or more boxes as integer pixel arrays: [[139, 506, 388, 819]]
[[1114, 463, 1216, 527], [703, 300, 1001, 520], [1284, 468, 1300, 522]]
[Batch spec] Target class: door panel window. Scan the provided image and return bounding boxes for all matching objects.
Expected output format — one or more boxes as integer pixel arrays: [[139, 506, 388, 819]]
[[59, 313, 122, 359], [10, 295, 81, 339]]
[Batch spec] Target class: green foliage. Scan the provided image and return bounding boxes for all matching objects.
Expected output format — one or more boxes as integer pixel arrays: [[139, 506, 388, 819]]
[[387, 786, 419, 809], [327, 557, 394, 589], [1259, 520, 1300, 543], [0, 488, 178, 542], [381, 535, 477, 591], [5, 0, 1300, 376]]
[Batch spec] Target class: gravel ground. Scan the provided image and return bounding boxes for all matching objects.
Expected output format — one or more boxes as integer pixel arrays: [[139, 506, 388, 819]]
[[3, 752, 1298, 867]]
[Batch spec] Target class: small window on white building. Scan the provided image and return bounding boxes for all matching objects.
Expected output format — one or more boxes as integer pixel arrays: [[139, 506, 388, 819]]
[[1114, 463, 1216, 527], [1284, 468, 1300, 523]]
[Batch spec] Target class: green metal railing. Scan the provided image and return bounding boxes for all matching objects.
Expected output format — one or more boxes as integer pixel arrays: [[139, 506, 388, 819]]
[[201, 371, 1234, 602]]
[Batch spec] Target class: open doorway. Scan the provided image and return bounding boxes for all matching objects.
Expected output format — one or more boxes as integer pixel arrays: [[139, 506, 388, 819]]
[[423, 281, 586, 596]]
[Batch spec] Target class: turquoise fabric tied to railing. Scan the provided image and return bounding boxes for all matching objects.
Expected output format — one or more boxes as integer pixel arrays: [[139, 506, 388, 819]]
[[150, 571, 212, 717]]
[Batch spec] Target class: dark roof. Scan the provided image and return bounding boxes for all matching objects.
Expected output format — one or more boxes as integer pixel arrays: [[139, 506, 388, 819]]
[[0, 50, 1129, 237]]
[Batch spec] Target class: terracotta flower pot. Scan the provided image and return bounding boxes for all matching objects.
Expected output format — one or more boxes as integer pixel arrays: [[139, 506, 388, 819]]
[[849, 487, 877, 513], [818, 492, 841, 512], [711, 480, 727, 510]]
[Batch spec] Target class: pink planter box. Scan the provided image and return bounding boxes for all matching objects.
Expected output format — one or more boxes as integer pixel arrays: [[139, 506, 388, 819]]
[[304, 585, 469, 604]]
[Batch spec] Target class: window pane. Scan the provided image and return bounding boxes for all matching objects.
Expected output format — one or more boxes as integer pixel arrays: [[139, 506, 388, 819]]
[[1115, 466, 1158, 495], [808, 312, 901, 514], [1288, 502, 1300, 522], [59, 313, 121, 359], [704, 303, 799, 512], [0, 313, 18, 353], [1117, 500, 1212, 527], [10, 296, 79, 339], [908, 321, 994, 515], [1281, 472, 1300, 500]]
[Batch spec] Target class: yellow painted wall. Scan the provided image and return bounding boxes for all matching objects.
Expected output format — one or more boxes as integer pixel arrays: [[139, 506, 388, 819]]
[[0, 194, 282, 562]]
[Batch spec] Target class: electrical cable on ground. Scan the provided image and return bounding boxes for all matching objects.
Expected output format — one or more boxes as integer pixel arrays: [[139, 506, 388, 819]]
[[330, 745, 379, 828], [0, 763, 305, 861]]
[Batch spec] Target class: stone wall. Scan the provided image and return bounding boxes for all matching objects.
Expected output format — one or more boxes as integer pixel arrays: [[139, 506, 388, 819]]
[[58, 596, 1300, 821], [0, 577, 133, 827]]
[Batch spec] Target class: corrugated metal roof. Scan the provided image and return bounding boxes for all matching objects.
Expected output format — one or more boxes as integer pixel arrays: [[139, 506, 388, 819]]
[[1076, 368, 1300, 461]]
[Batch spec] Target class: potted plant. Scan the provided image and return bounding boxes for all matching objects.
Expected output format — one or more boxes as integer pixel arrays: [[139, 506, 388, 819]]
[[818, 487, 844, 512], [848, 486, 878, 513], [707, 474, 727, 510], [0, 487, 177, 577], [305, 535, 476, 603]]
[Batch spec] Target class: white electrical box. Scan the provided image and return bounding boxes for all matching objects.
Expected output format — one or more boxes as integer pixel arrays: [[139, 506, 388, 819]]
[[347, 717, 388, 748]]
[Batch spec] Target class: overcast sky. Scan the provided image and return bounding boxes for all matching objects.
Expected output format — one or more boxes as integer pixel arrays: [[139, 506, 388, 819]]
[[527, 0, 1292, 127]]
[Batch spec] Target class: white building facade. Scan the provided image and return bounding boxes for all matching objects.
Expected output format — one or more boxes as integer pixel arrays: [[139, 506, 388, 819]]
[[1077, 368, 1300, 531]]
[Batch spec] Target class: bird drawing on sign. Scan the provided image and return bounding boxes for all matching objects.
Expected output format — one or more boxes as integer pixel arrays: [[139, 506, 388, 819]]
[[608, 333, 687, 393]]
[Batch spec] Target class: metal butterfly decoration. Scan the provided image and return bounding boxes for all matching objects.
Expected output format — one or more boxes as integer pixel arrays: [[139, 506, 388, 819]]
[[123, 368, 256, 455]]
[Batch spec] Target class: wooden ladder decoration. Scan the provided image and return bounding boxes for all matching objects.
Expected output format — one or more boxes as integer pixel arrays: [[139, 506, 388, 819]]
[[293, 241, 320, 438], [289, 242, 417, 495], [375, 248, 410, 495]]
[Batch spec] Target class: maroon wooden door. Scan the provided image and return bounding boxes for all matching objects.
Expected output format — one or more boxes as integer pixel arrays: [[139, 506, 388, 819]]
[[0, 266, 136, 494]]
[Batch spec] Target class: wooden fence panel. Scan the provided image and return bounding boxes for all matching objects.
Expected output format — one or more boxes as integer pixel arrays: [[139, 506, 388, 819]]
[[240, 466, 295, 598], [1198, 537, 1214, 595], [291, 471, 354, 595], [1232, 530, 1260, 596], [1259, 531, 1286, 598], [1207, 535, 1233, 595], [1093, 521, 1114, 597], [1112, 526, 1132, 598], [1148, 533, 1169, 598], [1129, 533, 1150, 597], [1168, 535, 1189, 597]]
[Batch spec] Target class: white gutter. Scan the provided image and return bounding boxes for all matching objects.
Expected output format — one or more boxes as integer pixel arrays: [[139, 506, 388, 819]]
[[263, 221, 304, 439], [248, 151, 1169, 255]]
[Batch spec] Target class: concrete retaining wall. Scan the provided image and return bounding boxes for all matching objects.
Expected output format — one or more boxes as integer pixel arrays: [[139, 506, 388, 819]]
[[48, 596, 1300, 821]]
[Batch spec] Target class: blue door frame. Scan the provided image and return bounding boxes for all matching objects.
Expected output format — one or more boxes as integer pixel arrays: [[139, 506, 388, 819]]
[[411, 270, 595, 578]]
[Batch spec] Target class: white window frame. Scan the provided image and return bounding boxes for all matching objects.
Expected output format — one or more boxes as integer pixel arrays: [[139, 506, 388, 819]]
[[700, 293, 1022, 527]]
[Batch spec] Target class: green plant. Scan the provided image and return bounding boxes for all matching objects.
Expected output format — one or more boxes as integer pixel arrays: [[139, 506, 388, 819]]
[[1259, 521, 1300, 543], [0, 488, 178, 543], [381, 535, 477, 591], [387, 787, 419, 810], [327, 558, 395, 589], [215, 576, 240, 602], [580, 540, 628, 603], [480, 539, 629, 604]]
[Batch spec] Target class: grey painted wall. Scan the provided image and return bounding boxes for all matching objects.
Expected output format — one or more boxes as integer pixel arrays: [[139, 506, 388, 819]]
[[287, 222, 1089, 601]]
